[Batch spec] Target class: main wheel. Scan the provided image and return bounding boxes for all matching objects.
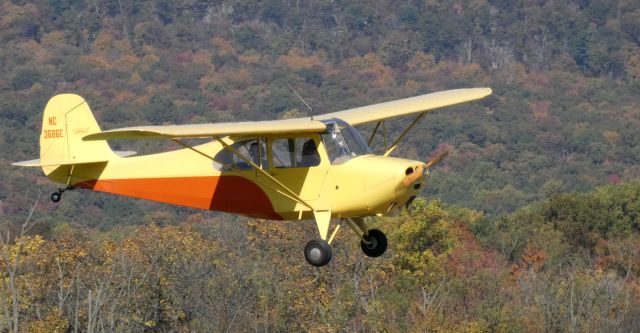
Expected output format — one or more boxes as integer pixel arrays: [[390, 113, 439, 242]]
[[304, 239, 333, 267], [360, 229, 387, 257], [51, 192, 61, 203]]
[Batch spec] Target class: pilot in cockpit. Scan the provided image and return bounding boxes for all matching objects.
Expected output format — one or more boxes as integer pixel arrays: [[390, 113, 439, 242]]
[[300, 139, 320, 167]]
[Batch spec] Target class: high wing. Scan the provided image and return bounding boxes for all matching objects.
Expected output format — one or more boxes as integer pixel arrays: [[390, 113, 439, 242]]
[[84, 118, 327, 141], [314, 88, 492, 126], [83, 88, 490, 142]]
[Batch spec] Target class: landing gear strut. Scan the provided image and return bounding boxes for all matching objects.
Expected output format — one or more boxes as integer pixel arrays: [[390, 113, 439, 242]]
[[303, 215, 389, 266], [50, 186, 73, 203], [305, 211, 336, 267]]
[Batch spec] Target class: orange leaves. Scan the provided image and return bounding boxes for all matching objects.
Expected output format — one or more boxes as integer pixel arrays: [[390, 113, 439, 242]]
[[212, 37, 236, 57], [529, 100, 552, 122], [344, 53, 397, 88], [117, 53, 140, 70], [511, 244, 547, 278], [402, 79, 422, 95], [139, 54, 160, 72], [278, 48, 325, 70], [530, 100, 551, 114], [238, 53, 262, 65], [603, 130, 620, 145], [193, 50, 213, 65], [40, 31, 67, 49], [91, 31, 117, 53], [0, 3, 40, 30], [114, 91, 136, 103], [447, 228, 504, 279], [594, 235, 640, 279], [407, 52, 435, 72], [200, 67, 251, 92]]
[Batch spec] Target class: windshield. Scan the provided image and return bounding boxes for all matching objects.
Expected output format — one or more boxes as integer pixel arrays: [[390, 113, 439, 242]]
[[320, 119, 372, 164]]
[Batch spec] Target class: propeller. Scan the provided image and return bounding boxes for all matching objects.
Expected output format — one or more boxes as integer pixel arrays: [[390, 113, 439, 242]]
[[402, 149, 450, 187]]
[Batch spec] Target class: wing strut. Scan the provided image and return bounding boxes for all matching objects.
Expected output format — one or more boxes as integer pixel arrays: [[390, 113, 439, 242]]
[[171, 139, 217, 161], [368, 120, 390, 152], [367, 121, 382, 146], [383, 112, 426, 157]]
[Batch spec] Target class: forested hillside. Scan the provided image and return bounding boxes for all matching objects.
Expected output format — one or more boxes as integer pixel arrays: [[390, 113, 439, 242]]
[[2, 186, 640, 331], [1, 0, 640, 331]]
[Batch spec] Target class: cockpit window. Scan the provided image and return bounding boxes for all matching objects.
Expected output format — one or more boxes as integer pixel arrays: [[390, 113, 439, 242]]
[[272, 137, 321, 168], [213, 138, 268, 171], [320, 119, 372, 164]]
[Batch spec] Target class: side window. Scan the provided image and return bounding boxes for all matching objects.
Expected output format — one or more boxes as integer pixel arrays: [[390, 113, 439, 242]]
[[272, 139, 294, 168], [298, 138, 321, 167], [272, 137, 321, 168], [213, 138, 268, 171]]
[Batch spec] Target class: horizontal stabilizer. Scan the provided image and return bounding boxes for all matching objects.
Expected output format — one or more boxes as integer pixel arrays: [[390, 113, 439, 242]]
[[11, 159, 43, 167], [11, 158, 109, 167], [12, 151, 134, 167]]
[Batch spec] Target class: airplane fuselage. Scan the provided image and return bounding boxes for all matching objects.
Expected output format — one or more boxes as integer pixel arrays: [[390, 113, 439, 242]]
[[45, 136, 424, 221]]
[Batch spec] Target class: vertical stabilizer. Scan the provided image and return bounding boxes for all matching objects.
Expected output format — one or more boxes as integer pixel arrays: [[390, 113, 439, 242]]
[[39, 94, 116, 175]]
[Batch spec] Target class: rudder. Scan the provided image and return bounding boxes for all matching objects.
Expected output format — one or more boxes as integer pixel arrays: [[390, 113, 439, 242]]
[[40, 94, 116, 175]]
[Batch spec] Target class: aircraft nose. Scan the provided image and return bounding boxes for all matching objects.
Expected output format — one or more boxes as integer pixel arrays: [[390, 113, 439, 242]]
[[400, 163, 427, 189], [389, 163, 426, 211]]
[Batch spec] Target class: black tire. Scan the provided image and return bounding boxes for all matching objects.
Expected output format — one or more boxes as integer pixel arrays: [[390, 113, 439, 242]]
[[304, 239, 333, 267], [51, 192, 61, 203], [360, 229, 387, 257]]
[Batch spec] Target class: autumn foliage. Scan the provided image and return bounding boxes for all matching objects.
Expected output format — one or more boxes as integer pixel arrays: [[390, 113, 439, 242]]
[[1, 0, 640, 331]]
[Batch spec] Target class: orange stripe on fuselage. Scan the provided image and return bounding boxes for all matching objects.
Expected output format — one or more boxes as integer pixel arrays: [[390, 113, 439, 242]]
[[76, 176, 283, 220]]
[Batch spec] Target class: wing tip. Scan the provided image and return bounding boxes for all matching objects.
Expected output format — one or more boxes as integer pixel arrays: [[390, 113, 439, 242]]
[[464, 87, 492, 96]]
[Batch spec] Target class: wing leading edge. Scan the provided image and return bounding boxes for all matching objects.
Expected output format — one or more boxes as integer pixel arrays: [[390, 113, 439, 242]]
[[315, 87, 492, 126]]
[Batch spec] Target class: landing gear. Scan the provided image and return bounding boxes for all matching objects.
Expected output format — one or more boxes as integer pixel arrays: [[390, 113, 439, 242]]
[[50, 186, 74, 203], [303, 214, 388, 266], [50, 191, 61, 203], [304, 239, 333, 267], [346, 218, 388, 258], [360, 229, 387, 257], [304, 211, 336, 267]]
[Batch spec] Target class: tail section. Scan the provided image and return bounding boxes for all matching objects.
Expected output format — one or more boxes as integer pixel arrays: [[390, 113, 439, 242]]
[[39, 94, 116, 175]]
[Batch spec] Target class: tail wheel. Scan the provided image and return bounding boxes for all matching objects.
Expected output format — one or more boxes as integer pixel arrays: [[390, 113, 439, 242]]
[[361, 229, 387, 257], [304, 239, 333, 267], [51, 191, 61, 203]]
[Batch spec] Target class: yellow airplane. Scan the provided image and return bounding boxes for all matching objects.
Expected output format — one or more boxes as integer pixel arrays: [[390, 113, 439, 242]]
[[13, 88, 491, 266]]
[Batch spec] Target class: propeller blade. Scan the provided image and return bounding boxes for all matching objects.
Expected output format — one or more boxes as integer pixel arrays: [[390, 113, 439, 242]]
[[424, 150, 449, 170]]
